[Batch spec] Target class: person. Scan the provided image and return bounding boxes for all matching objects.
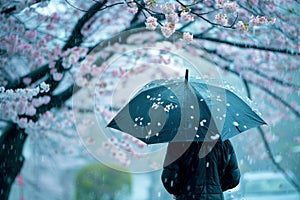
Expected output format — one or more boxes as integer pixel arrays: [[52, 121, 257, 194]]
[[161, 140, 240, 200]]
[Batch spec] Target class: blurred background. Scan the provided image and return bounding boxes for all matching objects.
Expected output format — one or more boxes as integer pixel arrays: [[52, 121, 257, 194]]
[[1, 0, 299, 200]]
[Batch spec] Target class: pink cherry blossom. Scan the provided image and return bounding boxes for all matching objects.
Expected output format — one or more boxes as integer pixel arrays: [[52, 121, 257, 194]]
[[161, 2, 176, 14], [145, 16, 158, 30], [51, 12, 60, 23], [16, 100, 27, 115], [182, 32, 193, 43], [39, 82, 50, 93], [161, 22, 175, 38], [127, 2, 138, 14], [25, 30, 37, 40], [18, 118, 28, 129], [166, 12, 179, 23], [25, 105, 36, 116], [23, 77, 32, 85], [52, 72, 63, 81], [181, 11, 194, 22], [215, 13, 228, 25], [236, 21, 248, 33], [223, 1, 239, 13]]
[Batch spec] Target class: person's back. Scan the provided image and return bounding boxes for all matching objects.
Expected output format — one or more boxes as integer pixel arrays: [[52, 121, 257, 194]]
[[161, 140, 240, 200]]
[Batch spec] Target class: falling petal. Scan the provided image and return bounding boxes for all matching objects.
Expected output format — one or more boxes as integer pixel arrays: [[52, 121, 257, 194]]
[[187, 185, 191, 191], [152, 103, 159, 109], [233, 121, 239, 126], [200, 119, 207, 126], [210, 134, 220, 140]]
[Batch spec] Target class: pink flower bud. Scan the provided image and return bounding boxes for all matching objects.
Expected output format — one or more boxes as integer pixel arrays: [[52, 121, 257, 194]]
[[23, 77, 32, 85], [25, 30, 37, 40]]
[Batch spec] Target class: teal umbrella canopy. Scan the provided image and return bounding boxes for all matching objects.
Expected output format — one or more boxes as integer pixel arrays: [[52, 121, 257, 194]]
[[107, 69, 266, 144]]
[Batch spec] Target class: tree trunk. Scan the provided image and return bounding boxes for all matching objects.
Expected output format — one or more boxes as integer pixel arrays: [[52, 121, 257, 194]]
[[0, 124, 27, 200]]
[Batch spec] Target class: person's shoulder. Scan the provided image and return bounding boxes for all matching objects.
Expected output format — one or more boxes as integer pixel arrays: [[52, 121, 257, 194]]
[[221, 139, 234, 152], [223, 139, 233, 145]]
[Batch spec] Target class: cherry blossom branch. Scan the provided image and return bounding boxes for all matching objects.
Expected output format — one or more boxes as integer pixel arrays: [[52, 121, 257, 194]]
[[242, 80, 300, 193], [6, 0, 108, 90], [227, 67, 300, 118], [194, 35, 300, 55], [176, 0, 238, 29], [0, 1, 37, 14], [244, 67, 300, 89], [196, 50, 300, 118], [26, 83, 81, 122], [63, 0, 107, 50], [199, 47, 300, 89]]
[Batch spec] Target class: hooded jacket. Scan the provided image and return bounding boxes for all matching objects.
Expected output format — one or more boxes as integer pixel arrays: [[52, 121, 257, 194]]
[[161, 140, 240, 200]]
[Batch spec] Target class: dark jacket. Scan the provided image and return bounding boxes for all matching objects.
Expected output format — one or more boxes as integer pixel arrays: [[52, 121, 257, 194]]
[[161, 140, 240, 200]]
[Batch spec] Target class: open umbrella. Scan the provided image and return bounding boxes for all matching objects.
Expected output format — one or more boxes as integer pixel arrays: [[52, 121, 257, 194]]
[[107, 69, 266, 144]]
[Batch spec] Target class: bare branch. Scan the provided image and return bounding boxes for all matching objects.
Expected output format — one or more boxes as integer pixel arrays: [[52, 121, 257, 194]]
[[242, 79, 300, 193], [194, 35, 300, 55]]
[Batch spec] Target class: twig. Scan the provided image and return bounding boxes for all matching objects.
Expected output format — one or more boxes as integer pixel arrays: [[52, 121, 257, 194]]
[[194, 35, 300, 55], [242, 79, 300, 193]]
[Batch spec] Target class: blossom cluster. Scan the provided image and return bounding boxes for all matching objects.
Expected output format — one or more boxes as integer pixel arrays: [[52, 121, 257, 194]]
[[250, 15, 276, 26], [75, 56, 103, 87], [0, 82, 51, 130], [215, 13, 229, 26], [235, 15, 276, 34], [144, 3, 193, 42], [126, 1, 138, 14], [62, 47, 88, 69], [0, 82, 50, 100], [216, 0, 239, 13], [145, 16, 158, 31], [102, 134, 145, 166], [179, 6, 194, 23]]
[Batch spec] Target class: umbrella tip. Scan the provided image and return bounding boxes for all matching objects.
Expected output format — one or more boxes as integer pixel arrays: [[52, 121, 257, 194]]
[[185, 69, 189, 82]]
